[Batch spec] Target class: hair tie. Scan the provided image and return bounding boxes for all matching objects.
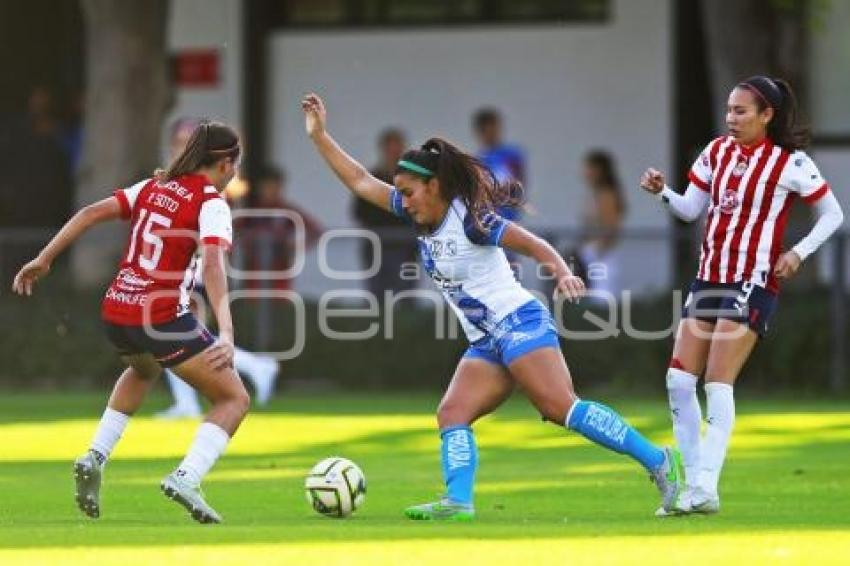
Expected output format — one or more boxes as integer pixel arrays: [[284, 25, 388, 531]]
[[397, 159, 434, 177]]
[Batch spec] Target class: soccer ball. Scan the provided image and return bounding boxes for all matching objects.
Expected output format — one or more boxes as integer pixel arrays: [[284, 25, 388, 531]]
[[304, 457, 366, 518]]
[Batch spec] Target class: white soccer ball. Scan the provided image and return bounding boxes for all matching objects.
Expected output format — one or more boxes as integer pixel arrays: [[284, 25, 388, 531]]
[[304, 457, 366, 518]]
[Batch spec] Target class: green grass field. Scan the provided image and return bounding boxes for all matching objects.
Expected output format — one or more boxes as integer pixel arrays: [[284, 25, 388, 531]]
[[1, 392, 848, 565]]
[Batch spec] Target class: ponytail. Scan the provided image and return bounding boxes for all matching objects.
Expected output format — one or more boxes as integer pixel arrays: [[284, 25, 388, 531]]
[[396, 137, 524, 231], [770, 79, 810, 151], [162, 121, 240, 181]]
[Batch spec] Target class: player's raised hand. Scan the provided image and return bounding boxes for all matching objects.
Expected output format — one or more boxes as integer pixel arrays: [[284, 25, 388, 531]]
[[12, 258, 50, 296], [774, 250, 802, 280], [640, 168, 666, 195], [554, 274, 585, 304], [302, 93, 327, 138]]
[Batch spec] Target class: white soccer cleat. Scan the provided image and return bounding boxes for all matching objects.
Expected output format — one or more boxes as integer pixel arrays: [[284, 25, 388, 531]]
[[650, 447, 686, 513], [655, 486, 694, 517], [73, 451, 103, 519], [160, 472, 222, 524], [690, 487, 720, 514], [252, 357, 279, 406]]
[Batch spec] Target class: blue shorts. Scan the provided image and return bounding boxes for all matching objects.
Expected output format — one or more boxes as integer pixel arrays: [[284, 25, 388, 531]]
[[682, 279, 778, 337], [103, 313, 215, 367], [463, 300, 560, 367]]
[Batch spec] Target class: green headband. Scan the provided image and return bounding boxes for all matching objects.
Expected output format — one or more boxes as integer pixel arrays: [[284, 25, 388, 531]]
[[397, 159, 434, 177]]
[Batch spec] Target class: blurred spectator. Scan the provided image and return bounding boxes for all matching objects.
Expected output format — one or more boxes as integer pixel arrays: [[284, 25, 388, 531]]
[[238, 165, 323, 290], [575, 150, 627, 300], [58, 89, 85, 175], [472, 107, 526, 221], [0, 85, 72, 228], [352, 127, 418, 298]]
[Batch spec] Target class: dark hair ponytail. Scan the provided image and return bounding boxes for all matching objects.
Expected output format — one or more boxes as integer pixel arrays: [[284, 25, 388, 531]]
[[739, 76, 810, 151], [162, 121, 240, 181], [396, 137, 524, 231]]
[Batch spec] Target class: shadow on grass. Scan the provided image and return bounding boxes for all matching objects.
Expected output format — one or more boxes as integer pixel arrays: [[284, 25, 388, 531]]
[[1, 394, 849, 548]]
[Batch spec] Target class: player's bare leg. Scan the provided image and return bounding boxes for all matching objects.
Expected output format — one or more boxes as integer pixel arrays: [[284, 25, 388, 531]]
[[75, 356, 161, 519], [405, 358, 513, 521], [160, 348, 250, 524]]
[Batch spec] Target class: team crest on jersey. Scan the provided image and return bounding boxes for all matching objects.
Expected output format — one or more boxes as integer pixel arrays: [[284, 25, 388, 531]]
[[732, 160, 747, 177], [719, 188, 739, 214], [429, 238, 457, 259]]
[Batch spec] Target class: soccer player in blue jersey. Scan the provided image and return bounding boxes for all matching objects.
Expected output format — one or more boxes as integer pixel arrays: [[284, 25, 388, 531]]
[[302, 93, 684, 520]]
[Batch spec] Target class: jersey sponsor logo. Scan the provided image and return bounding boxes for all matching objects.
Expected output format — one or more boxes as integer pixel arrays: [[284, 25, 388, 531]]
[[445, 429, 472, 470], [114, 267, 153, 292], [719, 188, 740, 214], [104, 287, 149, 306]]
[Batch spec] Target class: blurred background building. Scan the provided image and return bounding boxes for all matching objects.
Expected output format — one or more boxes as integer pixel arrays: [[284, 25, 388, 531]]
[[1, 0, 848, 391]]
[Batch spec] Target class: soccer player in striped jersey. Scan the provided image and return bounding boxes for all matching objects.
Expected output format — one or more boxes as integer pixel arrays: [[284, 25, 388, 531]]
[[641, 76, 844, 515], [302, 93, 684, 520], [156, 118, 278, 419], [12, 122, 249, 524]]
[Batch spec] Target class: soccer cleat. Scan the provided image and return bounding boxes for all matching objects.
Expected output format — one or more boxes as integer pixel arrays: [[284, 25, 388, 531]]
[[690, 487, 720, 514], [404, 498, 475, 521], [650, 446, 686, 513], [73, 451, 103, 519], [654, 487, 693, 517], [160, 472, 222, 524]]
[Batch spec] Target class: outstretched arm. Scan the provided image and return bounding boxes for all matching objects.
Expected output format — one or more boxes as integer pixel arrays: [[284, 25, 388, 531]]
[[640, 168, 709, 222], [500, 222, 585, 303], [302, 93, 393, 212], [12, 197, 123, 296]]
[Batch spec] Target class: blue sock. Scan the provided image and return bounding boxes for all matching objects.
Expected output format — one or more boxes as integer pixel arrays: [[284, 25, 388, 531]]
[[566, 400, 665, 472], [440, 425, 478, 505]]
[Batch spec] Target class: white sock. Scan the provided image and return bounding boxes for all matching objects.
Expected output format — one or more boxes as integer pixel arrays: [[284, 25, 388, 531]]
[[666, 368, 702, 489], [165, 369, 201, 411], [90, 407, 130, 463], [175, 422, 230, 487], [698, 382, 735, 496]]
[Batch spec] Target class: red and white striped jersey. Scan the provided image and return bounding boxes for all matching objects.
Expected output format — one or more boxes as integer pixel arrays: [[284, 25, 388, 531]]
[[101, 174, 232, 325], [689, 136, 830, 293]]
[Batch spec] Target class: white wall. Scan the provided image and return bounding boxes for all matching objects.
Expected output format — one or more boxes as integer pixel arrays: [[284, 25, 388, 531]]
[[810, 1, 850, 135], [165, 0, 243, 146], [811, 147, 850, 286], [268, 0, 674, 297]]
